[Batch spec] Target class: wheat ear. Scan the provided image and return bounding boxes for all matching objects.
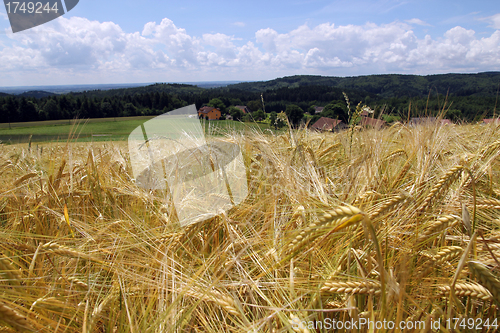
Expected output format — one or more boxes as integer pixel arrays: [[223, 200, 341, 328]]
[[383, 149, 407, 162], [468, 261, 500, 303], [42, 242, 103, 264], [476, 198, 500, 209], [390, 157, 412, 189], [0, 302, 33, 332], [420, 246, 463, 276], [0, 256, 21, 285], [480, 139, 500, 158], [438, 282, 493, 301], [59, 276, 89, 290], [85, 290, 118, 333], [287, 205, 362, 254], [321, 281, 381, 295], [187, 289, 240, 316], [369, 192, 409, 220], [416, 215, 459, 245], [13, 172, 38, 187], [420, 165, 463, 212]]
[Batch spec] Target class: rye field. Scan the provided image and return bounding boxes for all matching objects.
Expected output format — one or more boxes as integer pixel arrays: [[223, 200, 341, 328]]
[[1, 121, 500, 332]]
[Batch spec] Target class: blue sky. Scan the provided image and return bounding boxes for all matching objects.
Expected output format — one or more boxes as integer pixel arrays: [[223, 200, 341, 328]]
[[1, 0, 499, 86]]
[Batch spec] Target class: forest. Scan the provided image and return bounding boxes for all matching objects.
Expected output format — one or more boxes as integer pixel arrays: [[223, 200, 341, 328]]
[[1, 72, 499, 125]]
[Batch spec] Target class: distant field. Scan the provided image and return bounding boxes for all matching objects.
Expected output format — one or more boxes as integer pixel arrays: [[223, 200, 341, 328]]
[[0, 116, 276, 143]]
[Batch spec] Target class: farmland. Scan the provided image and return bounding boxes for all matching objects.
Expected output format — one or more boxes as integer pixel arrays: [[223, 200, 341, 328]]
[[0, 117, 273, 143], [1, 121, 500, 332]]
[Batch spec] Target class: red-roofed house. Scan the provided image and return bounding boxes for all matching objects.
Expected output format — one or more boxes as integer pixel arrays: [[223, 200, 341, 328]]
[[311, 117, 345, 132], [360, 117, 386, 129], [482, 118, 500, 125], [198, 106, 221, 120], [235, 105, 251, 114]]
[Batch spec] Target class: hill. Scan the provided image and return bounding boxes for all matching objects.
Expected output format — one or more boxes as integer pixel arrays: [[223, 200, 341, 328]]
[[2, 72, 499, 124], [228, 72, 500, 98], [75, 83, 206, 98], [18, 90, 57, 98]]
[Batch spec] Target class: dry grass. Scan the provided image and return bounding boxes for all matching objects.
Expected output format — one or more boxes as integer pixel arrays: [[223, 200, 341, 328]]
[[1, 121, 500, 332]]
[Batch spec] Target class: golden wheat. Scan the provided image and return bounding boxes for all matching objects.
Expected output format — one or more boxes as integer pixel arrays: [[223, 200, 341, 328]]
[[416, 215, 459, 245], [0, 302, 33, 332], [468, 261, 500, 303], [1, 122, 500, 331], [321, 281, 381, 295], [438, 282, 493, 301], [420, 165, 464, 212]]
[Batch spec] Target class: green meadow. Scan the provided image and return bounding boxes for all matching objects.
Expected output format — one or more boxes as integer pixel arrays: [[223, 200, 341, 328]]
[[0, 117, 274, 143]]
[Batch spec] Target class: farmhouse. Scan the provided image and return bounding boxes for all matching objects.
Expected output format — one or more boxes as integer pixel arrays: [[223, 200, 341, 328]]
[[410, 117, 453, 126], [198, 106, 221, 120], [234, 105, 251, 114], [360, 116, 386, 128], [482, 118, 500, 125], [311, 117, 345, 132], [409, 117, 437, 126], [314, 106, 324, 114]]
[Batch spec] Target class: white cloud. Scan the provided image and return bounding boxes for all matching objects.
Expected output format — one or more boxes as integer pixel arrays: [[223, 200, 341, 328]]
[[406, 18, 431, 26], [481, 13, 500, 30], [1, 16, 500, 84], [1, 12, 8, 20], [141, 18, 200, 67], [233, 22, 245, 27]]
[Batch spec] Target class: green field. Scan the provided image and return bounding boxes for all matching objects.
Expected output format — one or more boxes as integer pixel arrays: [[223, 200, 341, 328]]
[[0, 117, 275, 143]]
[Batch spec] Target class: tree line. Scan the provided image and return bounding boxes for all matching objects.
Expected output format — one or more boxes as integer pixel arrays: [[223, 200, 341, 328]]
[[1, 79, 498, 125]]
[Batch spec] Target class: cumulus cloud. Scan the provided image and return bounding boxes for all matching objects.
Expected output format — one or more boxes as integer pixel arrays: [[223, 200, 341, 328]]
[[3, 17, 156, 70], [252, 21, 500, 73], [142, 18, 200, 67], [0, 15, 500, 84]]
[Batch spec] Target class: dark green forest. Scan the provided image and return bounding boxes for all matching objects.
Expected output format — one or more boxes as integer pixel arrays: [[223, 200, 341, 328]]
[[1, 72, 499, 125]]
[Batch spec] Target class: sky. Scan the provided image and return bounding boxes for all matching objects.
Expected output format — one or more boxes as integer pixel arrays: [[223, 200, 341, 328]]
[[1, 0, 499, 86]]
